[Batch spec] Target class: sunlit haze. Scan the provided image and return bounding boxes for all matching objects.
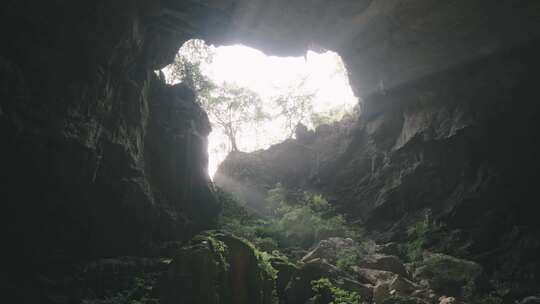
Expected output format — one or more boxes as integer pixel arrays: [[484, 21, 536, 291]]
[[168, 42, 358, 177]]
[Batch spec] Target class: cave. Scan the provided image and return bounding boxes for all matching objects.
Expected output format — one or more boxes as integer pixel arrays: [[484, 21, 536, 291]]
[[2, 1, 540, 303]]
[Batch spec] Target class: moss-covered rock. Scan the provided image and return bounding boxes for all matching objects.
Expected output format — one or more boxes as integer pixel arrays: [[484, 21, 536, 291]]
[[158, 231, 276, 304], [284, 259, 372, 304], [270, 256, 299, 303], [358, 254, 410, 279], [413, 252, 482, 297]]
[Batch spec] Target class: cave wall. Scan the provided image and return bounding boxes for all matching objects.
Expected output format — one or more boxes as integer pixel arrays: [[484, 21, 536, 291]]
[[217, 38, 540, 291], [215, 0, 540, 291], [0, 2, 227, 290]]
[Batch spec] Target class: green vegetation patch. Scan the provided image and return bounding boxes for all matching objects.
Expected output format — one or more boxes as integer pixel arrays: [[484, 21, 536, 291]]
[[310, 278, 365, 304]]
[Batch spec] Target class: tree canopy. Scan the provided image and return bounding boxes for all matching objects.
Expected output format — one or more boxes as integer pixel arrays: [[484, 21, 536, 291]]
[[168, 40, 272, 152], [201, 82, 267, 152], [167, 39, 352, 154]]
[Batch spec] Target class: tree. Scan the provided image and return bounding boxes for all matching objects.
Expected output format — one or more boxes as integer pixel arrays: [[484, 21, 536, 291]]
[[272, 78, 316, 137], [168, 39, 215, 98], [169, 40, 269, 152], [201, 82, 267, 152]]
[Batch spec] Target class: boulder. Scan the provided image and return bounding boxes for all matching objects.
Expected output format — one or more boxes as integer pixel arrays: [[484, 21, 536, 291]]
[[358, 254, 410, 278], [158, 231, 275, 304], [285, 259, 339, 304], [411, 289, 438, 302], [376, 243, 401, 256], [373, 277, 424, 304], [389, 276, 419, 295], [381, 296, 430, 304], [285, 258, 372, 304], [301, 237, 357, 265], [373, 282, 392, 304], [352, 267, 397, 285], [270, 257, 298, 303], [335, 277, 373, 300], [438, 296, 460, 304], [521, 297, 540, 304], [413, 253, 482, 297]]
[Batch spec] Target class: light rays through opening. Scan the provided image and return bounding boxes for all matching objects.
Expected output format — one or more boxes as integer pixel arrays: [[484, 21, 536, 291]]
[[165, 40, 359, 177]]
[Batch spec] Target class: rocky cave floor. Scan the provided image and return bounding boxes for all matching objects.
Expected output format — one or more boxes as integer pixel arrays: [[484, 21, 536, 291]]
[[34, 184, 540, 304]]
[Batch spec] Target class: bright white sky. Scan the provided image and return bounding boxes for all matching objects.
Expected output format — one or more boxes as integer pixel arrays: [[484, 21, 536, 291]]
[[168, 42, 358, 177]]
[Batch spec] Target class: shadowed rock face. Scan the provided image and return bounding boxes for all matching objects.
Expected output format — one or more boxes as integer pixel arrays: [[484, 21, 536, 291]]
[[2, 0, 540, 301], [158, 232, 274, 304], [0, 2, 220, 300]]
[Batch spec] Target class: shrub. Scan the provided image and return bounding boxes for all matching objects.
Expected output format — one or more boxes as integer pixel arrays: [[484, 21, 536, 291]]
[[217, 185, 363, 260], [335, 247, 362, 273], [402, 210, 472, 262], [253, 236, 279, 252], [311, 278, 364, 304], [216, 187, 262, 241], [404, 211, 440, 261], [260, 185, 363, 250]]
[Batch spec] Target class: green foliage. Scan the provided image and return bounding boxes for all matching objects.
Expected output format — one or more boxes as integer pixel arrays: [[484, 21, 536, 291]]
[[402, 210, 471, 262], [404, 211, 440, 261], [255, 249, 279, 280], [415, 252, 482, 296], [404, 219, 429, 261], [202, 82, 268, 151], [168, 39, 215, 97], [335, 247, 362, 273], [216, 187, 261, 240], [259, 185, 363, 250], [170, 39, 269, 152], [311, 278, 364, 304], [254, 236, 279, 252], [272, 78, 316, 137], [311, 106, 350, 127], [81, 276, 157, 304], [216, 184, 363, 264], [264, 183, 287, 215], [205, 234, 231, 271]]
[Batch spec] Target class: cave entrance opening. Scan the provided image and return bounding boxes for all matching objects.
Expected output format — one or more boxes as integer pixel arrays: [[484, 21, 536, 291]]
[[163, 39, 358, 178]]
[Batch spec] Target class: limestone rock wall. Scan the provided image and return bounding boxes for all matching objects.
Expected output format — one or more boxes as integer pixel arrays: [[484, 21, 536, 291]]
[[0, 3, 221, 297]]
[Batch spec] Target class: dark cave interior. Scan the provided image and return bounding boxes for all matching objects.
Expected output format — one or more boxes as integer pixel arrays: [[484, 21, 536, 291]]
[[1, 1, 540, 303]]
